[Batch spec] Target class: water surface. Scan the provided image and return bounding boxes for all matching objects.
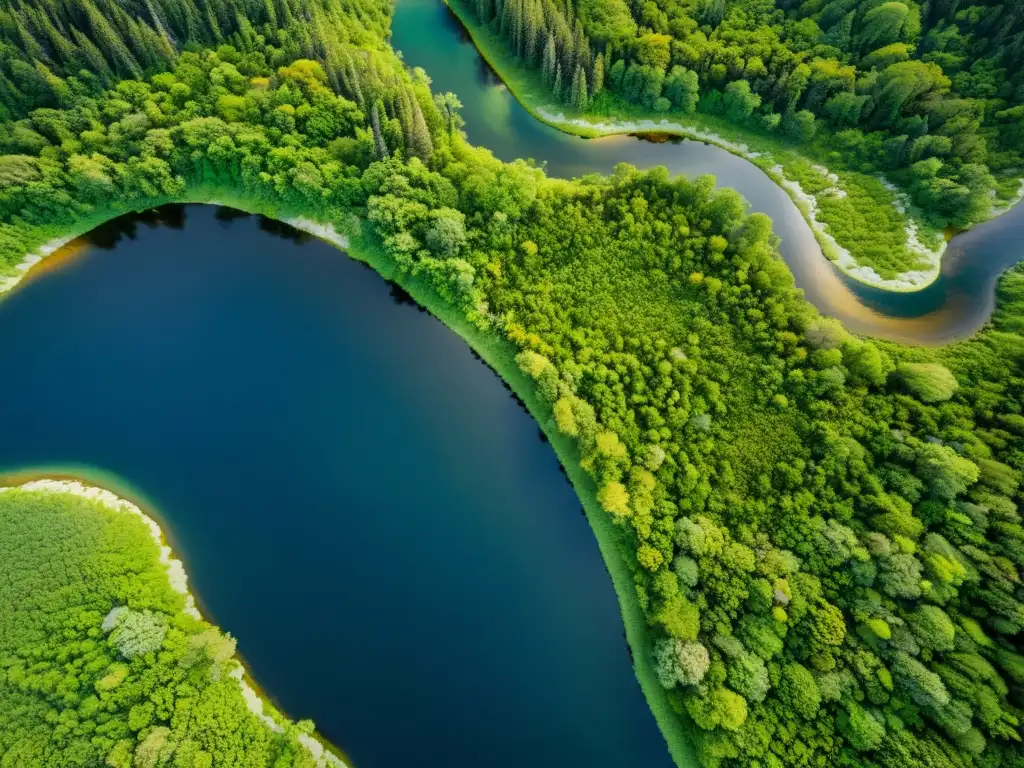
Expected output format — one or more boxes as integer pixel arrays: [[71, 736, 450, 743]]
[[0, 205, 677, 768], [391, 0, 1024, 344]]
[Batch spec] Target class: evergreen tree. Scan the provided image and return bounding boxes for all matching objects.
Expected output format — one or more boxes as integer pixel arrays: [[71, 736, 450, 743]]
[[408, 88, 434, 160], [559, 27, 575, 84], [570, 64, 587, 111], [70, 27, 114, 83], [26, 7, 77, 66], [81, 0, 143, 79], [524, 0, 540, 66], [514, 0, 526, 58], [591, 52, 604, 96], [396, 87, 414, 152], [553, 62, 563, 103], [371, 99, 388, 158], [541, 33, 556, 89]]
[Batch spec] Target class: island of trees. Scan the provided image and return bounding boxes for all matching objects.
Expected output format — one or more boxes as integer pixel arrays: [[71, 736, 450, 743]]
[[0, 1, 1022, 767]]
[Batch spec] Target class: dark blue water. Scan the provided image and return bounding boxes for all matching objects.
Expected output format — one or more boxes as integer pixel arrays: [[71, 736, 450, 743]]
[[0, 205, 675, 768]]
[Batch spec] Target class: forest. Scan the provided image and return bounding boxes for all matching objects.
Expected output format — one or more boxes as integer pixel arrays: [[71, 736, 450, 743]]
[[0, 0, 1022, 767], [0, 487, 327, 766], [455, 0, 1024, 275]]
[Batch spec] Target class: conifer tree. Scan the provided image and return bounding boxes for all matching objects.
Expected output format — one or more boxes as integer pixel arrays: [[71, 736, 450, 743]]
[[371, 99, 389, 158], [14, 15, 48, 65], [408, 89, 434, 160], [70, 27, 114, 83], [396, 87, 414, 152], [200, 0, 224, 42], [591, 52, 604, 96], [500, 0, 513, 38], [541, 32, 556, 89], [523, 0, 539, 66], [514, 0, 526, 57], [559, 28, 575, 85], [553, 62, 563, 103], [570, 64, 587, 111], [26, 7, 77, 67], [262, 0, 278, 29]]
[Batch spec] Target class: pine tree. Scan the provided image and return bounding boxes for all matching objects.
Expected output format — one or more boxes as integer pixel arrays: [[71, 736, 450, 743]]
[[570, 64, 588, 111], [14, 14, 48, 65], [559, 28, 575, 85], [341, 49, 365, 107], [519, 0, 530, 59], [574, 22, 590, 81], [500, 0, 513, 38], [371, 100, 389, 158], [408, 89, 434, 160], [26, 7, 77, 67], [524, 0, 540, 66], [591, 52, 604, 96], [233, 11, 256, 50], [396, 88, 414, 152], [82, 0, 143, 78], [553, 63, 563, 103], [514, 0, 526, 58], [262, 0, 278, 29], [542, 33, 556, 89], [200, 0, 223, 43]]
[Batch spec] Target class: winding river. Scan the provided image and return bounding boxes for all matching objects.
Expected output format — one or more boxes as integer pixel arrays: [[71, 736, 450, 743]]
[[391, 0, 1024, 345], [0, 205, 680, 768], [2, 5, 1023, 768]]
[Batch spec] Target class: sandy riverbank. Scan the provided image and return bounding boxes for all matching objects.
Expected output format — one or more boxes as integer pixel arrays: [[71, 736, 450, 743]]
[[0, 235, 79, 295]]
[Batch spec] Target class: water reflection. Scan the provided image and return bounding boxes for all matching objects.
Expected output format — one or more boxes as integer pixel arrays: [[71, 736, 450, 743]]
[[0, 204, 682, 768]]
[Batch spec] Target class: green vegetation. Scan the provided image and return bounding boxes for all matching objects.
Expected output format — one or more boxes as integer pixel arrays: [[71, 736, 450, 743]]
[[0, 1, 1023, 767], [453, 0, 1024, 279], [0, 484, 332, 766]]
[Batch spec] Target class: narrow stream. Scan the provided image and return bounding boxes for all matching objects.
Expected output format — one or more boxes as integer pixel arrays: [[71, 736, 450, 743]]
[[391, 0, 1024, 345]]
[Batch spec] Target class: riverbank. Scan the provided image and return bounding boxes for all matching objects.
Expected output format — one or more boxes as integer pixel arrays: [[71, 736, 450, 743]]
[[0, 470, 349, 768], [439, 0, 975, 292], [1, 193, 700, 767]]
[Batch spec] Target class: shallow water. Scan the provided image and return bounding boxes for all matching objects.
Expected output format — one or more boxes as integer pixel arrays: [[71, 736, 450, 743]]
[[0, 205, 678, 768], [391, 0, 1024, 345]]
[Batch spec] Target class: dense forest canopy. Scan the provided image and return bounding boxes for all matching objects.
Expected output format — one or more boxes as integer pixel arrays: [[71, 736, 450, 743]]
[[0, 488, 328, 766], [0, 0, 394, 120], [463, 0, 1024, 228], [0, 1, 1022, 767]]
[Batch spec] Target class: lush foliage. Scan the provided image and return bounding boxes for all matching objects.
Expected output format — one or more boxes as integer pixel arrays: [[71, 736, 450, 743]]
[[0, 488, 324, 766], [462, 0, 1024, 229], [0, 1, 1023, 768]]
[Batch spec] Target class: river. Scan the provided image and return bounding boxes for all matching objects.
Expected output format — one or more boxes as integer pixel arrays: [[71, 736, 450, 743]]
[[390, 0, 1024, 345], [0, 205, 678, 768]]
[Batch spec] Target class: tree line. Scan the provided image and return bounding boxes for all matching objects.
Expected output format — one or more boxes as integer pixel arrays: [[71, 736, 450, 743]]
[[462, 0, 1023, 228], [0, 1, 1022, 766]]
